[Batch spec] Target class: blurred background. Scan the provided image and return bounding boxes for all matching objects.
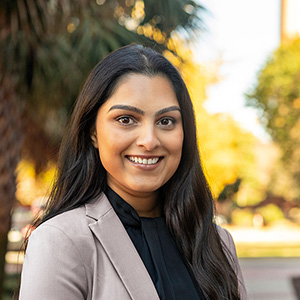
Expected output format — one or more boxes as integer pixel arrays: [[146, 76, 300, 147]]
[[0, 0, 300, 299]]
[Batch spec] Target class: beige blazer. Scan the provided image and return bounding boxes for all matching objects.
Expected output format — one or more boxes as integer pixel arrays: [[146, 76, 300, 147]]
[[19, 193, 247, 300]]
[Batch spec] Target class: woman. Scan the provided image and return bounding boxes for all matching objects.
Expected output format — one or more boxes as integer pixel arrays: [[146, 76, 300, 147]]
[[19, 44, 247, 299]]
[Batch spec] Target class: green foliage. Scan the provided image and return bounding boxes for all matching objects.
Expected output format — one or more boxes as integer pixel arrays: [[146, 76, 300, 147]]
[[141, 0, 205, 36], [247, 38, 300, 197], [1, 0, 205, 102]]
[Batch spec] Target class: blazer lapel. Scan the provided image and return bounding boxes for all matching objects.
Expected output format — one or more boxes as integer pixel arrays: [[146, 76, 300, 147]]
[[86, 194, 159, 300]]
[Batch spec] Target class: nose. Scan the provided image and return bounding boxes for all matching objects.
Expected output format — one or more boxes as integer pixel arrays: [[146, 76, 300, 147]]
[[136, 124, 160, 151]]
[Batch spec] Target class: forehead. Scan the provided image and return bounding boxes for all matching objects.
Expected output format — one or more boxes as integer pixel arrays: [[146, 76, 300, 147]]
[[102, 73, 179, 110]]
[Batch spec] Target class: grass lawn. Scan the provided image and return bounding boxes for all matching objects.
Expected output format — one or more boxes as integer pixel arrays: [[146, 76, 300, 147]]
[[236, 242, 300, 257]]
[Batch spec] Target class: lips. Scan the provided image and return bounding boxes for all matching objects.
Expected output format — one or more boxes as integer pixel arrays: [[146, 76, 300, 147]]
[[126, 156, 161, 165]]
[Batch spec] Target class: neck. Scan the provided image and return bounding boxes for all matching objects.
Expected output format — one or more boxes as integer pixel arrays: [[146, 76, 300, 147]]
[[107, 184, 161, 217], [133, 194, 161, 217]]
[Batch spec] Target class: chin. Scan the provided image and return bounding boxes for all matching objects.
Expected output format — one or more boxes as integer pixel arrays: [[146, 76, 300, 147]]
[[129, 183, 161, 194]]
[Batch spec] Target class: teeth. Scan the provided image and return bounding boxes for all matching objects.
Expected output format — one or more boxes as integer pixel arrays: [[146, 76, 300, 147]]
[[128, 157, 159, 165]]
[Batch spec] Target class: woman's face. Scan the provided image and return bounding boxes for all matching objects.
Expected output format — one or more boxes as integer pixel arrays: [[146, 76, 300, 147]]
[[93, 73, 184, 201]]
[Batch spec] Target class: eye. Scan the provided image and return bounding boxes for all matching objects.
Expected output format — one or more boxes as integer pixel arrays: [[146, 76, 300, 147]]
[[116, 116, 135, 125], [157, 117, 175, 128]]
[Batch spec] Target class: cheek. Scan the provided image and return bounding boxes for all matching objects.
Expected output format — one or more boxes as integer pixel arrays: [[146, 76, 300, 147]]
[[169, 130, 184, 155], [166, 131, 184, 170], [175, 133, 184, 166], [97, 130, 131, 163]]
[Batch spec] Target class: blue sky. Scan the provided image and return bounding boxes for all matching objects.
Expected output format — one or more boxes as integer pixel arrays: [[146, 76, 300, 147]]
[[194, 0, 281, 141]]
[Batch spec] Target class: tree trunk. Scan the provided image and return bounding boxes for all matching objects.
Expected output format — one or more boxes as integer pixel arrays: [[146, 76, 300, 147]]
[[0, 84, 22, 298]]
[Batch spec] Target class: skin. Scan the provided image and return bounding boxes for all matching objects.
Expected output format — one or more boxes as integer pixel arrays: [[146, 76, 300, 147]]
[[93, 74, 184, 217]]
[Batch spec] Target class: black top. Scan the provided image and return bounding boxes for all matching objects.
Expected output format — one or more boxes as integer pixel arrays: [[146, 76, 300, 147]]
[[105, 187, 205, 300]]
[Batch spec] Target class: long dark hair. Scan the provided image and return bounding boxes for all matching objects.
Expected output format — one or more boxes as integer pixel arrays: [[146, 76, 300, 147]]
[[32, 44, 240, 299]]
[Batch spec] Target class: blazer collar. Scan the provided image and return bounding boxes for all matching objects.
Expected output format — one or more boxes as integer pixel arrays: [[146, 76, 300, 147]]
[[85, 193, 159, 300], [85, 193, 113, 220]]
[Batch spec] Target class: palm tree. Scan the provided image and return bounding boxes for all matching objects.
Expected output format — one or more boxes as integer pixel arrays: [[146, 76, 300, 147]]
[[0, 0, 205, 296]]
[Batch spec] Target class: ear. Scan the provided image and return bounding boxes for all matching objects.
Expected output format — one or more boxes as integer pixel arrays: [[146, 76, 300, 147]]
[[90, 131, 98, 148]]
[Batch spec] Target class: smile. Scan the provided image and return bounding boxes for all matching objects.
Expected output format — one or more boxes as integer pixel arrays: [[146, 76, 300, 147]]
[[127, 156, 160, 165]]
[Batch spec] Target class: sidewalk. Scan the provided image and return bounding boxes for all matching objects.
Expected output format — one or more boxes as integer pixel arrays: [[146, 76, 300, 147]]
[[225, 225, 300, 299], [240, 257, 300, 300]]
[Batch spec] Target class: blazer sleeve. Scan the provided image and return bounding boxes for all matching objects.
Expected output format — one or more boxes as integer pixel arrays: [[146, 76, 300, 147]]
[[218, 226, 248, 300], [19, 224, 88, 300]]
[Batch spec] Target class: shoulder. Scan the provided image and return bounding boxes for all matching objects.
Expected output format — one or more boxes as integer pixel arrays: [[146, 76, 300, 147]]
[[27, 193, 114, 253], [216, 225, 239, 266], [25, 206, 96, 283], [27, 205, 94, 258], [37, 205, 88, 235], [21, 207, 92, 300], [28, 192, 114, 243], [26, 206, 87, 256], [216, 225, 248, 299], [216, 225, 236, 251]]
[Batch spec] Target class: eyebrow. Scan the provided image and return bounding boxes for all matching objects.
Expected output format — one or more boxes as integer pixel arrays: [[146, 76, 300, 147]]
[[155, 106, 181, 116], [108, 105, 181, 116], [108, 105, 144, 115]]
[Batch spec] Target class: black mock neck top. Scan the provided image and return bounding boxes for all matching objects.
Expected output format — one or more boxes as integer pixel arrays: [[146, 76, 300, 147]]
[[105, 186, 205, 300]]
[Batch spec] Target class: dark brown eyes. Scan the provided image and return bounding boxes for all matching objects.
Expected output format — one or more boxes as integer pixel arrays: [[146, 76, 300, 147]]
[[116, 116, 134, 125], [160, 118, 172, 126], [116, 116, 176, 127], [158, 118, 176, 127]]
